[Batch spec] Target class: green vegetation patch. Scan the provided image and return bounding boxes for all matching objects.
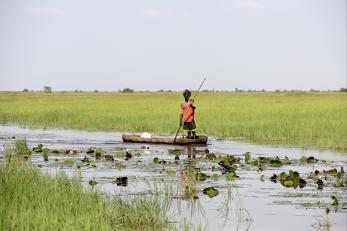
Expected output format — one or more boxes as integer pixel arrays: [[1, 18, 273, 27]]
[[0, 148, 167, 231], [0, 92, 346, 150], [15, 139, 31, 155], [270, 170, 307, 189], [202, 187, 219, 198]]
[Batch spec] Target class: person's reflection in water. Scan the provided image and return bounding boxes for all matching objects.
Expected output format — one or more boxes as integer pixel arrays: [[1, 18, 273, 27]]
[[187, 145, 196, 159], [178, 146, 205, 218], [179, 145, 199, 199]]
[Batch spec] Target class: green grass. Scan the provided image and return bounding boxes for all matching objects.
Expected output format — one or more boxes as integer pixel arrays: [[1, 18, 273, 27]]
[[14, 139, 31, 155], [0, 145, 167, 231], [0, 92, 346, 151]]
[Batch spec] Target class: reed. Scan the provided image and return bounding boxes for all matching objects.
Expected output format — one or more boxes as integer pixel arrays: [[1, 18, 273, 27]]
[[0, 144, 168, 231], [0, 92, 345, 151]]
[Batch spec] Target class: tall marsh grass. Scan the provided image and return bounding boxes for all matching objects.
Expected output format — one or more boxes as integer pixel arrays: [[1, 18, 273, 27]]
[[0, 92, 346, 150], [0, 144, 167, 231]]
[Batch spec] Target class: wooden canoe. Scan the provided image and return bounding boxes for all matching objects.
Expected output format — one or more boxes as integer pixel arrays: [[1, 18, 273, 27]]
[[122, 134, 208, 145]]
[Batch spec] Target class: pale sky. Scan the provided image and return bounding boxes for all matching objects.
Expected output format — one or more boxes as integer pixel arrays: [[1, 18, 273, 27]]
[[0, 0, 346, 91]]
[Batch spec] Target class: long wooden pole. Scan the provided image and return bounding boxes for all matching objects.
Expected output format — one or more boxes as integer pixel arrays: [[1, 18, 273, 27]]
[[173, 78, 206, 144]]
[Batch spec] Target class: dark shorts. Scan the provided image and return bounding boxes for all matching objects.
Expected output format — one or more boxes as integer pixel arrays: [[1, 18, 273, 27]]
[[183, 120, 196, 131]]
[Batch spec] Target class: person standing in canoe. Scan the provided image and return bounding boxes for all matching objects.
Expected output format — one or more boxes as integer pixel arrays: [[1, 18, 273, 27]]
[[180, 89, 197, 139]]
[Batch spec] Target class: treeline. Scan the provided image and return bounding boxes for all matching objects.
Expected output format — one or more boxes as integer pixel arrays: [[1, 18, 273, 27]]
[[21, 86, 347, 93]]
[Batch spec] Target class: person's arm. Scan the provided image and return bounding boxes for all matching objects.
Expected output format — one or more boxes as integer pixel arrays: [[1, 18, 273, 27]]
[[189, 100, 196, 110]]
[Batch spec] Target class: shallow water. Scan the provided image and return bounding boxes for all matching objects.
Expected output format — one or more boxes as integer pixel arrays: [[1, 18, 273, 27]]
[[0, 125, 346, 231]]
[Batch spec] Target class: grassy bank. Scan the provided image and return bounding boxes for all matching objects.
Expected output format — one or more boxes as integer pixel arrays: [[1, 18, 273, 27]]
[[0, 146, 167, 231], [0, 92, 346, 151]]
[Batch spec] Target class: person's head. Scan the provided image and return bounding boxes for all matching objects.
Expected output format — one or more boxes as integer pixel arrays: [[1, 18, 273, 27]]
[[183, 89, 191, 101]]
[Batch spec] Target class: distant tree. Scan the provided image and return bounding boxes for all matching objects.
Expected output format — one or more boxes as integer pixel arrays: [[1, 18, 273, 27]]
[[94, 90, 99, 93], [23, 88, 29, 92], [43, 86, 52, 93], [339, 88, 347, 92], [122, 88, 134, 93]]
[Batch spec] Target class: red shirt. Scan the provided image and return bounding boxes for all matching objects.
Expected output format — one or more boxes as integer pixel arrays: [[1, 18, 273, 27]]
[[180, 100, 195, 122]]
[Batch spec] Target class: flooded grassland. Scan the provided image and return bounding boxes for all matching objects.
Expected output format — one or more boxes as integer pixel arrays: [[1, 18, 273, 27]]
[[0, 126, 346, 231]]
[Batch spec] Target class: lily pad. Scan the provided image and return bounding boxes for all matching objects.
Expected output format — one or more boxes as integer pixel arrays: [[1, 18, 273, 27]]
[[115, 162, 125, 170], [203, 187, 219, 198], [323, 168, 338, 175], [195, 172, 208, 181], [89, 180, 97, 186], [210, 174, 219, 181], [65, 149, 78, 155], [33, 144, 43, 152], [225, 172, 238, 181], [104, 155, 114, 162], [218, 155, 239, 172], [125, 152, 132, 160], [332, 196, 338, 207], [114, 177, 128, 186], [206, 153, 217, 161], [167, 169, 176, 176], [300, 155, 318, 164], [271, 170, 306, 189], [307, 156, 318, 163], [260, 175, 265, 182], [153, 157, 159, 164], [114, 147, 127, 151], [86, 148, 94, 154], [269, 156, 283, 167], [65, 159, 74, 167], [95, 148, 105, 157], [317, 179, 324, 190]]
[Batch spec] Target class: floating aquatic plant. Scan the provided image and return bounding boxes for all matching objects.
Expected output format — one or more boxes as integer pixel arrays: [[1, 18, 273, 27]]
[[88, 180, 97, 186], [32, 144, 43, 153], [65, 159, 74, 167], [270, 170, 307, 189], [195, 172, 208, 181], [251, 156, 286, 168], [95, 148, 105, 157], [206, 153, 216, 161], [203, 187, 219, 198], [153, 157, 159, 164], [114, 177, 128, 186], [166, 169, 176, 176], [300, 155, 318, 164], [104, 154, 114, 162], [114, 161, 125, 170]]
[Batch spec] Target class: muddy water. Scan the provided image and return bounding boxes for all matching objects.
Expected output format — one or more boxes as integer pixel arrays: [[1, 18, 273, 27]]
[[0, 125, 346, 231]]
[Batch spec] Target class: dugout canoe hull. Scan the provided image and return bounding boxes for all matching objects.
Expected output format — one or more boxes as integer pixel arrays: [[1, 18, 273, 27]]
[[122, 134, 208, 145]]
